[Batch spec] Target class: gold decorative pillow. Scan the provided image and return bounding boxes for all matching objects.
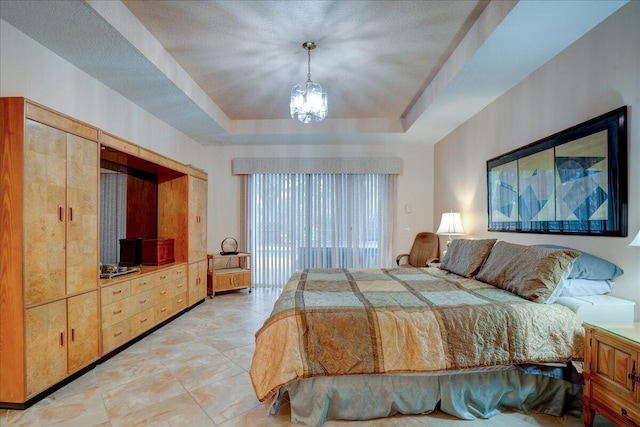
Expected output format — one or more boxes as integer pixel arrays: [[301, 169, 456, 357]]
[[475, 241, 579, 303], [440, 238, 497, 278]]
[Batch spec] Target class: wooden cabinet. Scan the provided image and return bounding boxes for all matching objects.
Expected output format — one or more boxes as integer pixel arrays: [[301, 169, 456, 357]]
[[583, 322, 640, 427], [189, 259, 208, 306], [1, 97, 205, 408], [157, 168, 208, 308], [208, 253, 252, 295], [100, 264, 188, 354], [1, 98, 100, 405], [25, 289, 98, 398], [23, 119, 98, 304]]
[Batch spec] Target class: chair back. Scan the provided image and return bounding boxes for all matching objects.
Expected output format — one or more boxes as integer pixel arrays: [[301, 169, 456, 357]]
[[407, 232, 440, 267]]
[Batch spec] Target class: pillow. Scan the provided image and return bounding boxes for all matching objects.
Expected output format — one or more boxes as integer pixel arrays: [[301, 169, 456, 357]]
[[440, 238, 497, 278], [476, 241, 579, 304], [559, 278, 614, 297], [534, 244, 623, 280]]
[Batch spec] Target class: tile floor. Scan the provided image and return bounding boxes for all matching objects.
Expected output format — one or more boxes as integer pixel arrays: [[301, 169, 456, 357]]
[[1, 289, 615, 427]]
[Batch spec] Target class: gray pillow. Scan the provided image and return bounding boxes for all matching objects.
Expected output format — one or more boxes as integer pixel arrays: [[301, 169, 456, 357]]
[[476, 241, 579, 304], [534, 244, 623, 280], [440, 239, 497, 278]]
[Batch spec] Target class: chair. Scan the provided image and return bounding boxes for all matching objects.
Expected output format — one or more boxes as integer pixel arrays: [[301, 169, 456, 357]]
[[396, 232, 440, 267]]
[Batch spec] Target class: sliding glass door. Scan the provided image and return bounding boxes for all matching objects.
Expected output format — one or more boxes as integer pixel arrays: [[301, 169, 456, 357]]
[[247, 173, 395, 288]]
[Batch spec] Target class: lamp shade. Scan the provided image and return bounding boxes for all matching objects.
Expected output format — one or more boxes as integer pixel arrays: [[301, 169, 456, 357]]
[[436, 212, 465, 236], [630, 230, 640, 247]]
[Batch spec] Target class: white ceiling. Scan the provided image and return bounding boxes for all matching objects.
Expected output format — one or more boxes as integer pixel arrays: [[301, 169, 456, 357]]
[[0, 0, 627, 146]]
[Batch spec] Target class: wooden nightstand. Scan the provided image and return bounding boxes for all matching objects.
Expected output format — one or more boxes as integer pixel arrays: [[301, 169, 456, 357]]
[[583, 322, 640, 427]]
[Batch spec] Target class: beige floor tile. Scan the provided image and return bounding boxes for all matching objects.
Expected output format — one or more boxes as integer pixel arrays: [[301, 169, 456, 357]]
[[5, 385, 108, 427], [109, 392, 214, 427], [190, 371, 261, 425], [222, 343, 256, 371], [165, 351, 245, 391], [102, 369, 186, 420]]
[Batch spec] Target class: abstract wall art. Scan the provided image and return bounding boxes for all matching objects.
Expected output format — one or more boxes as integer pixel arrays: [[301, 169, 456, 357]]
[[487, 106, 628, 236]]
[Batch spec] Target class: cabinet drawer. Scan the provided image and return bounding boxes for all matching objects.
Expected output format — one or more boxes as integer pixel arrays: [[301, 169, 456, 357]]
[[172, 278, 187, 296], [131, 307, 155, 336], [131, 274, 157, 295], [101, 281, 131, 306], [173, 292, 187, 312], [102, 299, 130, 328], [128, 289, 155, 316], [155, 284, 172, 302], [102, 319, 132, 354], [171, 265, 187, 281], [155, 300, 173, 322], [592, 382, 640, 425]]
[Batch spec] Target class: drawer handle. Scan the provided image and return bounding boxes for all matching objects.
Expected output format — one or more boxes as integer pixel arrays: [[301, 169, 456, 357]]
[[60, 332, 64, 346], [139, 299, 147, 304], [160, 290, 167, 295], [140, 281, 147, 286], [140, 318, 148, 323], [177, 284, 183, 288], [629, 361, 638, 392], [178, 299, 183, 303], [160, 275, 167, 280], [68, 207, 73, 222], [114, 331, 123, 337], [113, 290, 122, 295], [160, 308, 167, 312], [113, 309, 122, 315], [58, 206, 64, 222]]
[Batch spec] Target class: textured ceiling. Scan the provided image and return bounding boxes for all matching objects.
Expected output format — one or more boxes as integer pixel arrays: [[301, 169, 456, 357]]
[[122, 0, 485, 121], [0, 0, 628, 146]]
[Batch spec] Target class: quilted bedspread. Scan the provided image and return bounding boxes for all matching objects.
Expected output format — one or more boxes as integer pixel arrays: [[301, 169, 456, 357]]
[[250, 267, 584, 401]]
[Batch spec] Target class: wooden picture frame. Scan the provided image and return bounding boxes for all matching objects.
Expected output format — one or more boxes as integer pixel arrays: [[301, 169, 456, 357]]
[[487, 106, 628, 236]]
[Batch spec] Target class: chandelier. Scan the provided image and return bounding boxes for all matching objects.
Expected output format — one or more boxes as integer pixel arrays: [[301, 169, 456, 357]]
[[290, 41, 328, 123]]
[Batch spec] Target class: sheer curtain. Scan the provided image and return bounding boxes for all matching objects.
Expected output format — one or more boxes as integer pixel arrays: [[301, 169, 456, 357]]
[[247, 173, 396, 289]]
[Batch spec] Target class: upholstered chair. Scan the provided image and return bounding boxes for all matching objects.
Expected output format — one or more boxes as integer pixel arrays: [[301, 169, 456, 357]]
[[396, 232, 440, 267]]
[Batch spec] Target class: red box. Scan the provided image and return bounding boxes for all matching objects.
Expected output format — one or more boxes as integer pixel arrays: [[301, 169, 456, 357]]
[[142, 238, 175, 266]]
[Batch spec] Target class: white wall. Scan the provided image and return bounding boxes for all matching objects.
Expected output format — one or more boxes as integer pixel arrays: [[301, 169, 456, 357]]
[[434, 1, 640, 319], [206, 144, 434, 261]]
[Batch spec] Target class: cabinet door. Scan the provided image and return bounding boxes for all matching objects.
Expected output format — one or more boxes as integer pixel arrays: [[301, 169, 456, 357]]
[[188, 260, 207, 306], [66, 133, 98, 295], [23, 120, 66, 305], [593, 333, 639, 403], [188, 176, 207, 262], [67, 291, 99, 373], [26, 300, 67, 396]]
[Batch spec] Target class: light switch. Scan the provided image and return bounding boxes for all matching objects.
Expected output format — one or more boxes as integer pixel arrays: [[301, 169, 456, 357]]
[[405, 204, 412, 213]]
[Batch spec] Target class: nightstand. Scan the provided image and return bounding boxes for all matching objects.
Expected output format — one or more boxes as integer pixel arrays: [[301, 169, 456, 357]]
[[583, 322, 640, 427]]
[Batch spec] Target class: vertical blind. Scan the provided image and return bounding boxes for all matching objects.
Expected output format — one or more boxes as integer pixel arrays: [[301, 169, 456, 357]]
[[247, 173, 396, 289]]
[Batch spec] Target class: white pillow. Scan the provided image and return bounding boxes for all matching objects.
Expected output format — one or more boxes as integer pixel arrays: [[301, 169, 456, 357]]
[[559, 278, 614, 297]]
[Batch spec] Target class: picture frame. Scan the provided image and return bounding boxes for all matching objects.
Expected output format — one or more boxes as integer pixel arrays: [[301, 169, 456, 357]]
[[487, 106, 628, 236]]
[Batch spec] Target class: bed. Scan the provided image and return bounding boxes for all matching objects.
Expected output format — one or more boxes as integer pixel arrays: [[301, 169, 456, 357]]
[[249, 239, 614, 426]]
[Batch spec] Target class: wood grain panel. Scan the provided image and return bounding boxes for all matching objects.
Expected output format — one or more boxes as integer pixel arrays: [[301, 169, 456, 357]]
[[188, 176, 208, 263], [67, 291, 99, 373], [26, 101, 98, 141], [66, 134, 99, 295], [158, 175, 189, 262], [126, 174, 157, 239], [25, 300, 67, 397], [23, 120, 66, 305], [0, 97, 26, 402]]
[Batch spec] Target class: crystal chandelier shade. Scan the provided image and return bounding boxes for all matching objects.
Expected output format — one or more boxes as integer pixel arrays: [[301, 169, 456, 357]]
[[290, 41, 328, 123]]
